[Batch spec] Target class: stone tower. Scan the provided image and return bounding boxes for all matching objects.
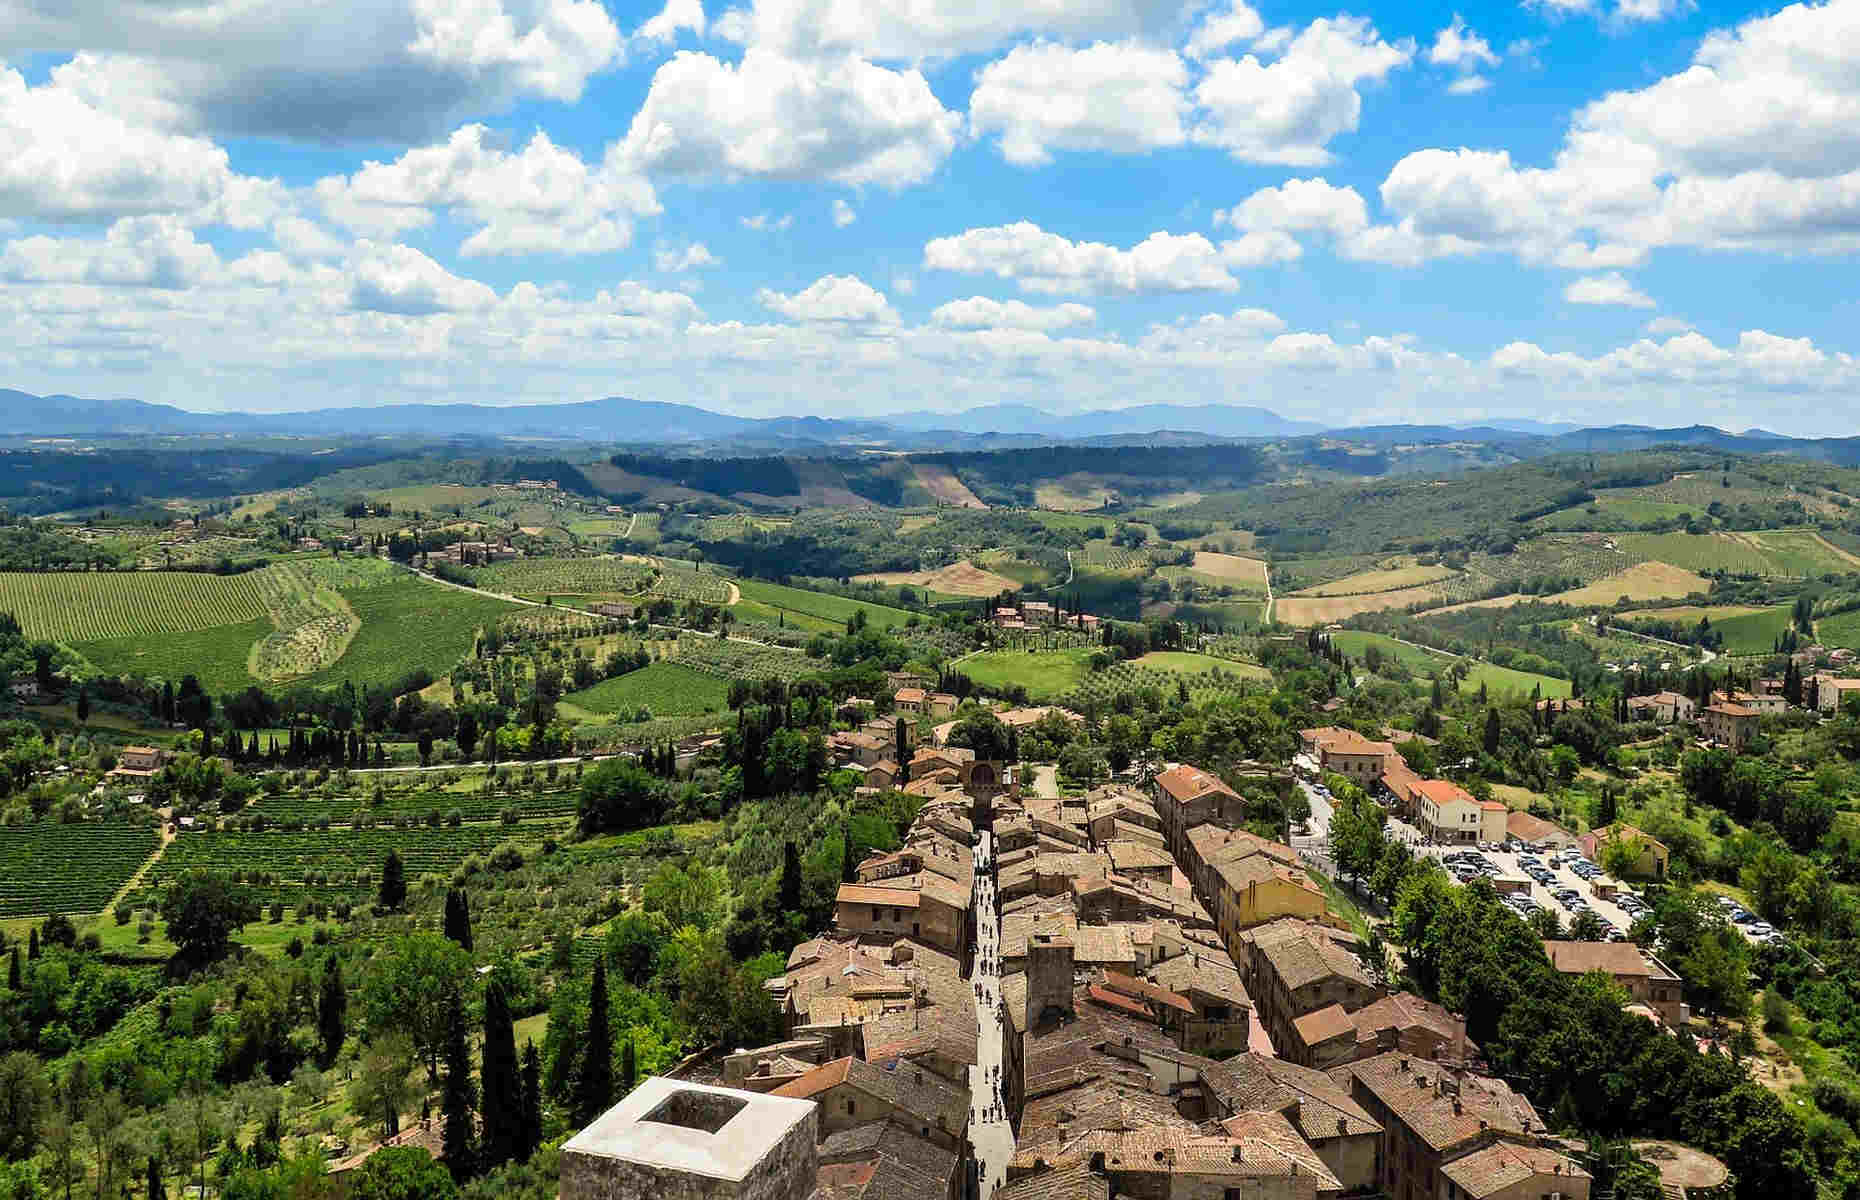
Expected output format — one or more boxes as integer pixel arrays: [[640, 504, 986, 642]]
[[1025, 932, 1075, 1032], [560, 1077, 817, 1200]]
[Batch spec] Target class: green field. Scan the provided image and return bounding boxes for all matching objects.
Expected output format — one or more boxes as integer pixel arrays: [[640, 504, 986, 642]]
[[75, 616, 277, 692], [1330, 631, 1571, 698], [0, 570, 267, 642], [734, 579, 914, 630], [1621, 604, 1793, 655], [471, 557, 649, 596], [1131, 651, 1271, 678], [1817, 609, 1860, 651], [730, 597, 841, 634], [0, 821, 159, 917], [295, 577, 518, 689], [562, 662, 731, 718], [958, 648, 1096, 700], [1612, 530, 1859, 577]]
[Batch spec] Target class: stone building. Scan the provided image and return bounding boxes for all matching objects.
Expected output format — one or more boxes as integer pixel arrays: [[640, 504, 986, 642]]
[[559, 1078, 818, 1200]]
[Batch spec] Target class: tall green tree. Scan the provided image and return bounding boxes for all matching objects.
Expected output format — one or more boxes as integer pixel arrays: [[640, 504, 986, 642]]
[[573, 958, 614, 1126], [145, 1157, 166, 1200], [317, 956, 348, 1067], [479, 980, 520, 1171], [6, 947, 18, 991], [439, 989, 476, 1183], [379, 851, 406, 910], [442, 891, 473, 952], [620, 1038, 637, 1096], [779, 842, 802, 912], [518, 1041, 542, 1162], [1482, 706, 1501, 755]]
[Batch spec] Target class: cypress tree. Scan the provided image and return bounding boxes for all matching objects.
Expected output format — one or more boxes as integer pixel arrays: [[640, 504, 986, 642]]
[[779, 842, 801, 913], [574, 958, 615, 1126], [27, 929, 38, 961], [379, 850, 406, 910], [440, 987, 478, 1182], [620, 1037, 637, 1095], [1483, 707, 1501, 755], [7, 947, 19, 991], [840, 824, 857, 883], [317, 956, 347, 1067], [146, 1158, 165, 1200], [480, 979, 521, 1170], [519, 1040, 543, 1161], [443, 890, 474, 951]]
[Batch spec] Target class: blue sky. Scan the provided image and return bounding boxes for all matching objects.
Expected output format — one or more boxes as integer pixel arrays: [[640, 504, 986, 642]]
[[2, 0, 1858, 431]]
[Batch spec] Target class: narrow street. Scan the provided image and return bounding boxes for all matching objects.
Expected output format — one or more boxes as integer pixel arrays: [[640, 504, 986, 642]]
[[967, 827, 1013, 1198]]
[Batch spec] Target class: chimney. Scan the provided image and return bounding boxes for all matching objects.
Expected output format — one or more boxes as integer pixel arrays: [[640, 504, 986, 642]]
[[1336, 1117, 1348, 1136], [1452, 1098, 1462, 1115], [1231, 1145, 1244, 1164]]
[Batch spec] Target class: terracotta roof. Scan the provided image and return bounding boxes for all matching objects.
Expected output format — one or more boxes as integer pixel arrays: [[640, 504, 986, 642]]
[[1154, 764, 1239, 806], [1293, 1003, 1357, 1047], [1705, 702, 1758, 718], [895, 688, 927, 702], [1440, 1141, 1590, 1199], [773, 1056, 967, 1135], [1098, 971, 1196, 1015], [1414, 778, 1478, 809], [1348, 991, 1470, 1049], [1104, 841, 1174, 872], [1542, 940, 1676, 981], [1254, 924, 1374, 994], [1505, 811, 1568, 843], [837, 884, 922, 908], [1199, 1052, 1381, 1140], [1330, 1053, 1542, 1153], [1147, 953, 1252, 1009]]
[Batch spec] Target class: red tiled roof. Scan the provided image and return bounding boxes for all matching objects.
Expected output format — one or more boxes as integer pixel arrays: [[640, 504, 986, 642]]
[[837, 884, 921, 908]]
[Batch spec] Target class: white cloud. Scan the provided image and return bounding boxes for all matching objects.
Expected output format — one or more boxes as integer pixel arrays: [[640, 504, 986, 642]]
[[930, 297, 1096, 331], [1378, 2, 1860, 264], [924, 221, 1265, 294], [317, 125, 658, 257], [619, 48, 958, 188], [742, 212, 793, 232], [1219, 178, 1370, 238], [0, 66, 249, 223], [1192, 16, 1412, 165], [348, 243, 499, 315], [1446, 75, 1490, 95], [1428, 16, 1498, 69], [1185, 2, 1265, 60], [833, 198, 857, 227], [1644, 315, 1692, 335], [757, 274, 897, 323], [1564, 272, 1655, 307], [8, 1, 623, 143], [0, 217, 219, 288], [734, 0, 1187, 61], [1139, 307, 1286, 354], [970, 40, 1188, 166], [1526, 0, 1694, 26], [654, 242, 720, 272], [638, 0, 707, 42]]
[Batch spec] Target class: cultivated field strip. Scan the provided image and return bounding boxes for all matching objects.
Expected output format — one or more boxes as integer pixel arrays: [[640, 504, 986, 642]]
[[0, 570, 268, 642], [0, 822, 160, 917]]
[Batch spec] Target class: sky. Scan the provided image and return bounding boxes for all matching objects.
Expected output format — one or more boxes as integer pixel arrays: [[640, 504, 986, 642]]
[[2, 0, 1860, 433]]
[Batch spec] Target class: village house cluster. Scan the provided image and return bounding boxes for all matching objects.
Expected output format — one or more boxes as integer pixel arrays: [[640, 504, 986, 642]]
[[557, 738, 1612, 1200]]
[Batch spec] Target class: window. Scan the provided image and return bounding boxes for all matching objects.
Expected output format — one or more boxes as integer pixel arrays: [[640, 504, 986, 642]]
[[845, 1099, 855, 1115], [872, 906, 881, 921]]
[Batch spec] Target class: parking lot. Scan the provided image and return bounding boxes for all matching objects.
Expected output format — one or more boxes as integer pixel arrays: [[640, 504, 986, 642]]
[[1420, 842, 1647, 938], [1293, 764, 1782, 949]]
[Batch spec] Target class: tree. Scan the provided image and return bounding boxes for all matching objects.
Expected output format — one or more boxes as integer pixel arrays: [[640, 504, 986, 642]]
[[75, 689, 89, 725], [455, 711, 479, 761], [146, 1156, 166, 1200], [442, 891, 473, 952], [949, 711, 1013, 762], [1570, 911, 1608, 941], [362, 934, 473, 1080], [1600, 835, 1645, 881], [0, 1051, 49, 1161], [620, 1037, 637, 1095], [346, 1147, 457, 1200], [350, 1035, 416, 1138], [573, 958, 614, 1126], [1482, 707, 1501, 755], [577, 761, 660, 835], [518, 1042, 542, 1162], [6, 947, 17, 991], [840, 824, 856, 883], [380, 850, 406, 910], [439, 989, 476, 1183], [159, 871, 260, 971], [779, 842, 802, 913], [479, 980, 520, 1171], [317, 956, 347, 1067]]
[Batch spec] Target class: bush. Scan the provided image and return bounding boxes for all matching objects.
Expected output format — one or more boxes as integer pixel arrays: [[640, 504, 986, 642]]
[[1762, 989, 1792, 1034], [286, 937, 304, 958], [114, 902, 133, 926]]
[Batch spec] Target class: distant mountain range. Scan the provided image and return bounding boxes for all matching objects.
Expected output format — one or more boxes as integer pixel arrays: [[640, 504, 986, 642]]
[[0, 389, 1848, 460]]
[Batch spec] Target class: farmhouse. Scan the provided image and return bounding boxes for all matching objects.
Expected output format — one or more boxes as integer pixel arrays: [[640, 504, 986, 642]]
[[1700, 702, 1760, 750]]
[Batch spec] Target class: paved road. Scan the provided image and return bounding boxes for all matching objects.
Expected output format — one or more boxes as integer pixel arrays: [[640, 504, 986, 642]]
[[968, 828, 1013, 1199], [1419, 843, 1646, 936]]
